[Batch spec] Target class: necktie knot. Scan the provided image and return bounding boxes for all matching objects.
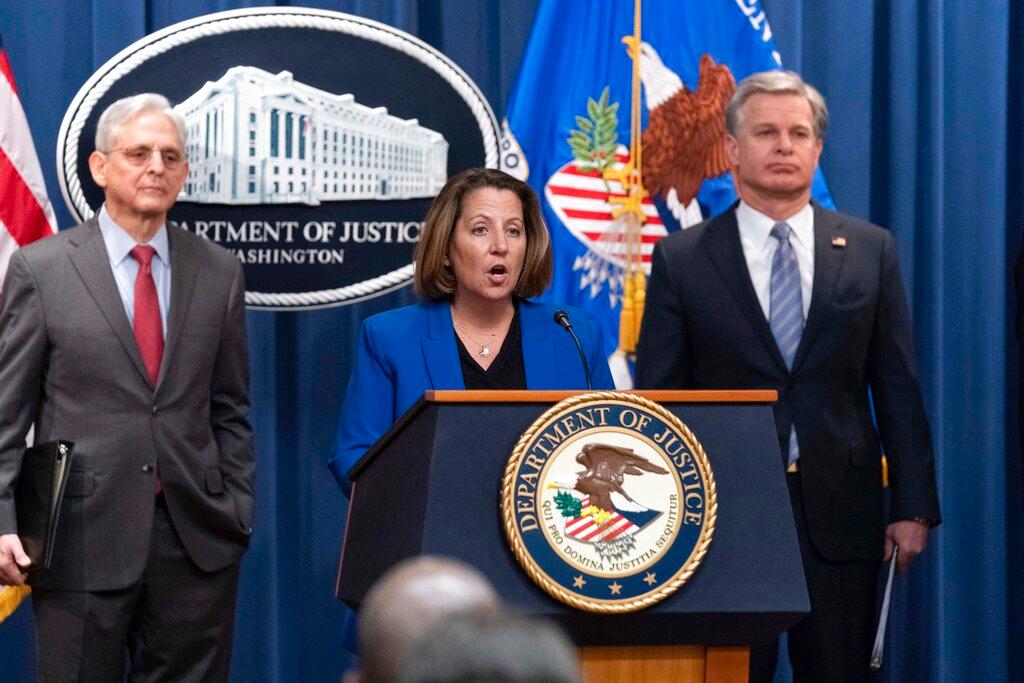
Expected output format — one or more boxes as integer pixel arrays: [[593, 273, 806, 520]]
[[771, 221, 792, 242], [130, 245, 156, 268]]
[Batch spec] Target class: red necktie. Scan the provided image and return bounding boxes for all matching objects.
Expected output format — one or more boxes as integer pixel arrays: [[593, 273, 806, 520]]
[[131, 246, 164, 493], [130, 246, 164, 386]]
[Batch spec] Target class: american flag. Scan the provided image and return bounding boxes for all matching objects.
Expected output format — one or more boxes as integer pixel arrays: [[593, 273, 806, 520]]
[[0, 33, 57, 291], [563, 496, 659, 543]]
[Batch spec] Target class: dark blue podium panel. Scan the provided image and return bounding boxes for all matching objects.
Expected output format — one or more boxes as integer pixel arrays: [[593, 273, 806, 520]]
[[338, 400, 809, 647]]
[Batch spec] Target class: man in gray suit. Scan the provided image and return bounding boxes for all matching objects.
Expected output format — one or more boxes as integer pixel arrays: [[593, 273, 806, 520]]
[[0, 93, 253, 680]]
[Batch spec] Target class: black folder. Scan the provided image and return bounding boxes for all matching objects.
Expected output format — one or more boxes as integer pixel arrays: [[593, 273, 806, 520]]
[[15, 440, 75, 570]]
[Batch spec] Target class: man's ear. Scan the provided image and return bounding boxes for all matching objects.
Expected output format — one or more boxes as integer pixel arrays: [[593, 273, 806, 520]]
[[88, 151, 108, 189], [724, 133, 739, 170], [174, 161, 189, 196]]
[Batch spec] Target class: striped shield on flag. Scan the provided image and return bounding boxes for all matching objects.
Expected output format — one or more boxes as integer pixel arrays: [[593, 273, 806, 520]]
[[544, 146, 667, 280]]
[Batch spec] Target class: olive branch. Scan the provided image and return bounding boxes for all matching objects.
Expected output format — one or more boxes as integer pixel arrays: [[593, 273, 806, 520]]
[[554, 490, 583, 518], [567, 86, 619, 178]]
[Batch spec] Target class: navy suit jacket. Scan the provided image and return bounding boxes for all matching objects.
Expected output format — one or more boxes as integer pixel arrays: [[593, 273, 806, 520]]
[[329, 299, 614, 492], [636, 203, 940, 561]]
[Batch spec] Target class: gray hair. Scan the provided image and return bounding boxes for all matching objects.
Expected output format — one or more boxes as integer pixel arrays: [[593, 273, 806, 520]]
[[94, 93, 187, 152], [725, 70, 829, 139], [397, 612, 583, 683], [358, 556, 502, 683]]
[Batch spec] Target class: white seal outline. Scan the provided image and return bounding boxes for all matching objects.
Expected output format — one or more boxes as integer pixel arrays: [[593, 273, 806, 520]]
[[56, 7, 500, 310]]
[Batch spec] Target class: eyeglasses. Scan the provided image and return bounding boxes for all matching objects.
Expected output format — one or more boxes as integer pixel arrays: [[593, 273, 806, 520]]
[[107, 146, 185, 170]]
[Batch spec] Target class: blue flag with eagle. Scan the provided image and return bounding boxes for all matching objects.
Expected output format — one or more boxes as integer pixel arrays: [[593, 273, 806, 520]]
[[501, 0, 833, 387]]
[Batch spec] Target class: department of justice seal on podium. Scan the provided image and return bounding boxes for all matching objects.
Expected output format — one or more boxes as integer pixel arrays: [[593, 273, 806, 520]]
[[501, 392, 716, 612]]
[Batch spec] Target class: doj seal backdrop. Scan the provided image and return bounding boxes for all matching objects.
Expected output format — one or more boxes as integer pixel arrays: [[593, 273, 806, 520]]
[[57, 7, 499, 310]]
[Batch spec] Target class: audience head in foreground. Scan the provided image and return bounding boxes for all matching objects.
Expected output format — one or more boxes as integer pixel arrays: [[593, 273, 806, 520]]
[[351, 555, 502, 683], [397, 612, 583, 683]]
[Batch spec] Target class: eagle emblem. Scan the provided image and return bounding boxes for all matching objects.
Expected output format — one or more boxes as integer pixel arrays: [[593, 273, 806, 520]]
[[638, 44, 736, 224], [543, 44, 736, 308], [552, 443, 670, 564], [575, 442, 670, 510]]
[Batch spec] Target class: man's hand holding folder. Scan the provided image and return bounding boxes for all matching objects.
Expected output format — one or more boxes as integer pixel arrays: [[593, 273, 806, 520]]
[[872, 516, 933, 669], [885, 519, 930, 573], [0, 440, 75, 585], [0, 534, 30, 585]]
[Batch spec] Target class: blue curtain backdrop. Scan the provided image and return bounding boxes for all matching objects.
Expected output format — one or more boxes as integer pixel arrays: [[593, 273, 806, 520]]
[[0, 1, 1020, 681]]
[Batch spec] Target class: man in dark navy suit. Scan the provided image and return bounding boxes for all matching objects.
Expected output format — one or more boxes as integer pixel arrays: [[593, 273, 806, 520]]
[[636, 71, 940, 682]]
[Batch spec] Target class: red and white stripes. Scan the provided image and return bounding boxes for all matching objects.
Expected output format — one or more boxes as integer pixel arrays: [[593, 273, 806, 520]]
[[0, 44, 57, 289], [543, 149, 667, 270], [563, 496, 640, 543]]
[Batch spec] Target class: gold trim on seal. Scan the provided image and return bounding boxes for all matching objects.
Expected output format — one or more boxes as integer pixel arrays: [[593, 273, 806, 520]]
[[500, 391, 717, 613]]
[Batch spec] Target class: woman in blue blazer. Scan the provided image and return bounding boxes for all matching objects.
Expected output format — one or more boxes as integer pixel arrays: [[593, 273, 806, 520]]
[[329, 168, 614, 493]]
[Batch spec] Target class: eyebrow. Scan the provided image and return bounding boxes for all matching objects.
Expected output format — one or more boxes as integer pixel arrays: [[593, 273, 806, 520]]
[[465, 212, 523, 222], [751, 122, 812, 131], [124, 145, 184, 153]]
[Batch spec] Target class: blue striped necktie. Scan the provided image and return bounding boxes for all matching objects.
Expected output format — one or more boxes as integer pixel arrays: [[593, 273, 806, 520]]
[[770, 221, 804, 468]]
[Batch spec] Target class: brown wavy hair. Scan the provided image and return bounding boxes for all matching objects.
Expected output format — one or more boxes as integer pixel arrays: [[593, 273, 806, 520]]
[[414, 168, 552, 300]]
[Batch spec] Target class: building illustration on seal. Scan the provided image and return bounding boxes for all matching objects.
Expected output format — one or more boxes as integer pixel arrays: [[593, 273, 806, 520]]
[[174, 66, 449, 205]]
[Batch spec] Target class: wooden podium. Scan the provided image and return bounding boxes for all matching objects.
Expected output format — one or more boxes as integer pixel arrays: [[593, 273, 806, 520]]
[[579, 644, 749, 682], [336, 390, 808, 682]]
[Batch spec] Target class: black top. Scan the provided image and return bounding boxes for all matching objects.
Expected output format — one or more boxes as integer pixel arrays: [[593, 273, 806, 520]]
[[455, 306, 526, 390]]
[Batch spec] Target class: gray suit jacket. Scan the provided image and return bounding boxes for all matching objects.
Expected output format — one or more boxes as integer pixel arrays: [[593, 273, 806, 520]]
[[0, 217, 254, 591]]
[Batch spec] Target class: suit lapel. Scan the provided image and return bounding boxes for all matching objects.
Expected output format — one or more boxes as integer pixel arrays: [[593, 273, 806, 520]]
[[421, 301, 464, 389], [702, 208, 789, 373], [156, 224, 199, 393], [67, 218, 152, 387], [791, 205, 846, 373], [520, 301, 557, 389]]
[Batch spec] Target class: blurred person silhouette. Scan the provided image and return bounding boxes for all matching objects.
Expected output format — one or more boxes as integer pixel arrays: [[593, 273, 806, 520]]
[[345, 555, 501, 683], [397, 611, 582, 683]]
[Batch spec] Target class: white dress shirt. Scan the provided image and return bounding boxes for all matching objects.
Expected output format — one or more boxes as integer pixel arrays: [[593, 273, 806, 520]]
[[97, 204, 171, 338], [736, 201, 815, 321]]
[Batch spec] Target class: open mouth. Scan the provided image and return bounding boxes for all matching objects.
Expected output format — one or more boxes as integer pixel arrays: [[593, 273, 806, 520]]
[[487, 264, 509, 283]]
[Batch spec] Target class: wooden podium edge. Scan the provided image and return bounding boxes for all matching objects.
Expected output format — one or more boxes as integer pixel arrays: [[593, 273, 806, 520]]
[[424, 389, 778, 403], [579, 645, 749, 683]]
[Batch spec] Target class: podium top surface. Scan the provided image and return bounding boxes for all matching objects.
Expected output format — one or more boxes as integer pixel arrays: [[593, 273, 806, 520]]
[[350, 390, 777, 481], [423, 389, 778, 403]]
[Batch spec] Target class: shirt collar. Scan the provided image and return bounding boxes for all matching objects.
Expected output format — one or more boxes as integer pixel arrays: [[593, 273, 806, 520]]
[[737, 201, 814, 251], [97, 204, 170, 267]]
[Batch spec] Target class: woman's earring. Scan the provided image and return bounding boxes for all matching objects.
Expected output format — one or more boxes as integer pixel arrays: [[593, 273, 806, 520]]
[[444, 255, 450, 267]]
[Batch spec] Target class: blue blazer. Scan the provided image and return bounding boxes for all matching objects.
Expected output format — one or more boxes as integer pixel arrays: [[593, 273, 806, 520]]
[[329, 299, 614, 492]]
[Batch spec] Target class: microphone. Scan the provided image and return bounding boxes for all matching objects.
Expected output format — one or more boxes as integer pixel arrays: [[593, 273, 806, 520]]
[[553, 310, 592, 390]]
